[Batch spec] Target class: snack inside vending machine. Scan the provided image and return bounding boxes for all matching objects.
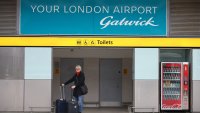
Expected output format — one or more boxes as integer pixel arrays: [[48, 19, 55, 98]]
[[161, 62, 190, 112]]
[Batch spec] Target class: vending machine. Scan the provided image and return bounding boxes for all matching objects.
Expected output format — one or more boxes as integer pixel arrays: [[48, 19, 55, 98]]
[[161, 62, 189, 111]]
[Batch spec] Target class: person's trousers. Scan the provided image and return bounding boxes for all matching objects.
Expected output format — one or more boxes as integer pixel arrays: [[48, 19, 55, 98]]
[[75, 95, 84, 112]]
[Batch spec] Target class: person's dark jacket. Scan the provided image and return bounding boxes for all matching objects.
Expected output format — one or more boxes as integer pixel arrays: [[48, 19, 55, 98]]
[[64, 71, 85, 97]]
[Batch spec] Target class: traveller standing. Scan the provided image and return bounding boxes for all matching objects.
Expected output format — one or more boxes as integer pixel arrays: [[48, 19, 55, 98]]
[[62, 65, 87, 113]]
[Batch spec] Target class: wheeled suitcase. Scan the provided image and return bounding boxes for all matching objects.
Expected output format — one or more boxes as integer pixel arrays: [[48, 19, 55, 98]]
[[67, 89, 79, 113], [56, 86, 67, 113]]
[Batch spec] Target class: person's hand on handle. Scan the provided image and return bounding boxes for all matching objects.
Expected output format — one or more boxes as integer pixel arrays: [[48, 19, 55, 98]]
[[71, 85, 76, 89]]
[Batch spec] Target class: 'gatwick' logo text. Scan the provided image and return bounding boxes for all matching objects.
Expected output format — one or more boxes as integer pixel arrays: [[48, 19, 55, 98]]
[[100, 16, 158, 29]]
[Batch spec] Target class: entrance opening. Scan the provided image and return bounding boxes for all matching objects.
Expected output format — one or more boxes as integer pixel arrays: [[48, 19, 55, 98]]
[[52, 47, 133, 110]]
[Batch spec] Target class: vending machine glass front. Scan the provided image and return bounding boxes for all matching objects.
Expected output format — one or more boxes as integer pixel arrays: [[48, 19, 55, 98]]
[[161, 62, 182, 110]]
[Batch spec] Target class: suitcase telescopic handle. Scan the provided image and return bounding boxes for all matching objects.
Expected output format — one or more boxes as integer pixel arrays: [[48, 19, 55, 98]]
[[60, 85, 65, 100], [71, 87, 75, 102], [71, 87, 73, 99]]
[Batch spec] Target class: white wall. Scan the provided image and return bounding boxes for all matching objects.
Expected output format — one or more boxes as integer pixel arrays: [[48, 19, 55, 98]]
[[192, 81, 200, 112], [134, 48, 159, 112], [24, 48, 52, 111], [52, 58, 61, 104], [0, 80, 24, 111], [135, 48, 159, 80], [192, 49, 200, 112], [192, 49, 200, 80], [25, 48, 52, 79], [24, 80, 52, 111], [122, 58, 133, 103], [135, 80, 158, 112]]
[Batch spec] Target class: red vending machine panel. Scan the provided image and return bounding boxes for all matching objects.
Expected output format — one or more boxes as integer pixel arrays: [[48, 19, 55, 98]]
[[161, 62, 182, 110], [182, 62, 189, 110]]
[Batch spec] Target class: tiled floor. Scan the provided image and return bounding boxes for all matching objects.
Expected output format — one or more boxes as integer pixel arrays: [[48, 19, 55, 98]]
[[83, 107, 128, 113], [0, 107, 129, 113]]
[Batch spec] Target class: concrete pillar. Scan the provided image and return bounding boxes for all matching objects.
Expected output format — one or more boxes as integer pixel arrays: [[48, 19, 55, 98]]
[[134, 48, 159, 112], [192, 49, 200, 112], [24, 47, 52, 112]]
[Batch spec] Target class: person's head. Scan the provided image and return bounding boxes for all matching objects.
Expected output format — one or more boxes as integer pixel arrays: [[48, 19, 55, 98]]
[[75, 65, 82, 73]]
